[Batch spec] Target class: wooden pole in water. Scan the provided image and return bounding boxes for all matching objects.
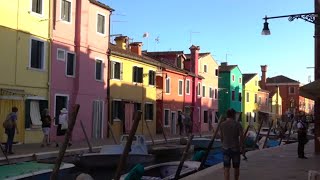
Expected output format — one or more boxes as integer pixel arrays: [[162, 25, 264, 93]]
[[114, 110, 142, 180], [144, 119, 154, 145], [198, 115, 223, 170], [174, 134, 194, 180], [286, 116, 296, 144], [107, 120, 118, 144], [254, 117, 264, 146], [0, 142, 10, 164], [50, 104, 80, 180], [263, 119, 274, 149], [278, 117, 290, 146], [80, 120, 93, 153]]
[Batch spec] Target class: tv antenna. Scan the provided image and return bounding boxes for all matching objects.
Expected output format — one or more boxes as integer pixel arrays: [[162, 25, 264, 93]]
[[154, 36, 160, 51]]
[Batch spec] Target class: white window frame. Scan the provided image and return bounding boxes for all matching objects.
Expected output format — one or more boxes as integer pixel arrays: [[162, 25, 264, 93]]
[[29, 37, 46, 71], [57, 48, 66, 61], [186, 79, 190, 95], [65, 51, 76, 78], [96, 12, 106, 36], [30, 0, 44, 17], [215, 69, 219, 76], [203, 64, 207, 73], [202, 85, 206, 97], [95, 58, 104, 82], [110, 60, 122, 80], [178, 79, 183, 96], [165, 77, 171, 94], [145, 102, 154, 121], [164, 109, 170, 127], [54, 93, 69, 126], [93, 100, 105, 138], [209, 87, 213, 99], [112, 99, 122, 122], [197, 82, 201, 96], [60, 0, 72, 24]]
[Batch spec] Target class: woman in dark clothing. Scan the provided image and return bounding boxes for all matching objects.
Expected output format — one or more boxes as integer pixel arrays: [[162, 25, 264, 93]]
[[41, 109, 51, 147]]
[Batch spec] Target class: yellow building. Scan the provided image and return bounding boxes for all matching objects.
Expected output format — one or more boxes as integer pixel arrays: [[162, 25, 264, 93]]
[[108, 36, 160, 140], [270, 87, 282, 122], [242, 74, 260, 129], [0, 0, 50, 143]]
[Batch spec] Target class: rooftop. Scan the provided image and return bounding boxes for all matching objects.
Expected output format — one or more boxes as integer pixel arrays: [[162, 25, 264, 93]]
[[243, 73, 257, 84], [266, 75, 300, 84]]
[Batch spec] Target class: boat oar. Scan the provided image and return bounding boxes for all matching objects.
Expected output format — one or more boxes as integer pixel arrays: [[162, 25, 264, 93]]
[[50, 104, 80, 180], [80, 120, 93, 153], [198, 115, 223, 171], [174, 134, 194, 180], [114, 110, 142, 180], [0, 142, 10, 164]]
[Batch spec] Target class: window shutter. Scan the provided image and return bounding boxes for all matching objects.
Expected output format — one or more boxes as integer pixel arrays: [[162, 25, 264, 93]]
[[132, 66, 136, 82], [138, 67, 143, 83], [110, 62, 114, 79], [120, 63, 123, 80]]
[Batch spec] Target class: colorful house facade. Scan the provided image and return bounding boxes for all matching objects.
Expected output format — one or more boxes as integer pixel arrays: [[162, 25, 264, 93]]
[[242, 73, 260, 128], [50, 0, 113, 142], [0, 0, 51, 143], [218, 63, 243, 117], [108, 37, 158, 140]]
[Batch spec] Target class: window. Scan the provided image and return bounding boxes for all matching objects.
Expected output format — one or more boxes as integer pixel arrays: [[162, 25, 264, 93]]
[[202, 85, 206, 97], [61, 0, 71, 22], [253, 112, 257, 122], [231, 91, 235, 101], [197, 82, 201, 96], [209, 87, 213, 98], [258, 96, 262, 104], [246, 92, 250, 102], [239, 78, 242, 84], [214, 89, 218, 99], [289, 87, 295, 94], [246, 112, 250, 122], [204, 65, 207, 73], [177, 57, 182, 69], [204, 110, 208, 123], [112, 100, 123, 121], [178, 80, 183, 96], [186, 80, 190, 95], [265, 98, 268, 105], [54, 95, 68, 125], [133, 66, 143, 83], [165, 77, 170, 93], [239, 92, 242, 102], [25, 99, 48, 128], [254, 94, 258, 103], [164, 109, 170, 126], [92, 100, 103, 138], [148, 70, 155, 85], [66, 52, 75, 77], [57, 49, 65, 61], [145, 103, 154, 120], [31, 0, 43, 15], [30, 39, 45, 70], [232, 75, 235, 82], [95, 59, 103, 81], [110, 61, 122, 80], [97, 13, 106, 34], [134, 103, 141, 111], [215, 69, 219, 76]]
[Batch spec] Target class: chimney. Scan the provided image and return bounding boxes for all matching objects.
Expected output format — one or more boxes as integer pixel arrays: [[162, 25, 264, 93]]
[[221, 62, 228, 66], [189, 45, 200, 74], [129, 42, 143, 56], [114, 36, 128, 50], [260, 65, 267, 89]]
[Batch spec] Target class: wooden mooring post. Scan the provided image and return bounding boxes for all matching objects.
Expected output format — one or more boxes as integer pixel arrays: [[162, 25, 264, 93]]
[[80, 120, 93, 153], [50, 104, 80, 180], [113, 110, 142, 180]]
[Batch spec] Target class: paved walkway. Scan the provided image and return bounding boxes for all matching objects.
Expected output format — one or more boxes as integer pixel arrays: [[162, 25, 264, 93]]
[[183, 140, 320, 180]]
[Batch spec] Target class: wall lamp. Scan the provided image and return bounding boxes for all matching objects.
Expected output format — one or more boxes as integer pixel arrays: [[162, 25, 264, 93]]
[[261, 12, 320, 35]]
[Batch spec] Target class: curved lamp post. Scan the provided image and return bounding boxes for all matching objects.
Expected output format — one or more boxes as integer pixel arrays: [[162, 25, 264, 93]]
[[261, 10, 320, 153]]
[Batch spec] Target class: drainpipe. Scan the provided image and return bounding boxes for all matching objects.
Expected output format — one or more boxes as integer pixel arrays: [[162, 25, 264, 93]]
[[48, 0, 53, 111], [106, 11, 112, 138]]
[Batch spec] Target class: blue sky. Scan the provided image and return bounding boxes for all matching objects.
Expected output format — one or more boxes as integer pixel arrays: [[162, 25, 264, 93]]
[[103, 0, 314, 84]]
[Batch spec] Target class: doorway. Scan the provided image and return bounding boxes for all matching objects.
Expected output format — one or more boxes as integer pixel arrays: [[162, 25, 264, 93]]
[[171, 111, 176, 134]]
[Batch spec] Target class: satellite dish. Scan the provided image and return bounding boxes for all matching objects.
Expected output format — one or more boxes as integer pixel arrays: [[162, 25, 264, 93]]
[[143, 32, 149, 38]]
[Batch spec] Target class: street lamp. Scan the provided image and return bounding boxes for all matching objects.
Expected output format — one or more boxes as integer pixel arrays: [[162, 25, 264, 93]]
[[261, 10, 320, 153]]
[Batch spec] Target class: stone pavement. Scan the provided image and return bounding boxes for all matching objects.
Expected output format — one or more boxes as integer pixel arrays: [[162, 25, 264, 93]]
[[183, 140, 320, 180]]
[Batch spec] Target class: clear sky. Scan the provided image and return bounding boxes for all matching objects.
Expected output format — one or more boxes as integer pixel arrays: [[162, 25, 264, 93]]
[[103, 0, 315, 84]]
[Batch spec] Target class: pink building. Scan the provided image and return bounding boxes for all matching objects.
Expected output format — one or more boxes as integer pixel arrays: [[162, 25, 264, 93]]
[[50, 0, 113, 142]]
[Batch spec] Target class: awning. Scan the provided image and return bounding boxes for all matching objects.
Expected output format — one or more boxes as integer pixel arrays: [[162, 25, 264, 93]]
[[0, 88, 36, 97], [300, 80, 320, 100]]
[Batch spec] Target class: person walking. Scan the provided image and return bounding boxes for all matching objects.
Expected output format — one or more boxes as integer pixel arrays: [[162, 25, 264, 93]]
[[3, 107, 19, 155], [41, 108, 52, 147], [177, 112, 184, 135], [220, 108, 244, 180], [297, 112, 308, 159], [55, 108, 71, 147]]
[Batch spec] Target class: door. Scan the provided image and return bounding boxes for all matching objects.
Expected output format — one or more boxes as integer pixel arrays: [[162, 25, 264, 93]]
[[125, 103, 134, 134], [55, 95, 68, 125], [171, 112, 176, 134], [92, 100, 104, 139]]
